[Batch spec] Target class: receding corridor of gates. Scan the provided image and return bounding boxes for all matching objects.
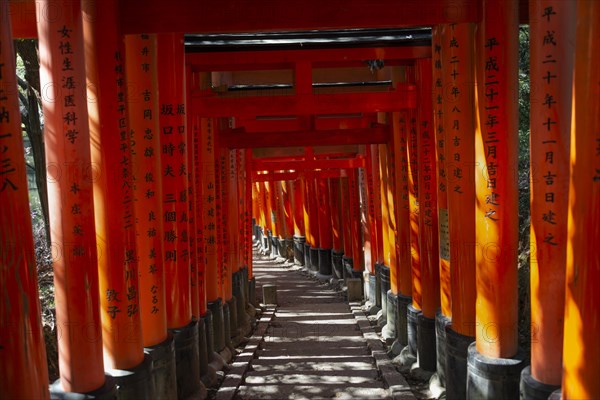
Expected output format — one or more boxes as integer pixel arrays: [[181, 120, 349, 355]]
[[1, 1, 599, 399]]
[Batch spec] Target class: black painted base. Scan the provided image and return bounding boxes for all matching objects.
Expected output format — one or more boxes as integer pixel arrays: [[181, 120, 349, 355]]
[[379, 265, 390, 318], [342, 256, 353, 280], [407, 304, 421, 356], [50, 375, 117, 400], [107, 353, 154, 399], [270, 235, 281, 258], [417, 314, 437, 372], [293, 236, 306, 266], [396, 294, 412, 347], [207, 299, 225, 353], [144, 333, 177, 399], [445, 324, 475, 400], [317, 248, 333, 279], [303, 243, 311, 269], [171, 320, 206, 400], [520, 366, 561, 400], [466, 342, 527, 400], [374, 263, 383, 308], [197, 318, 217, 387], [309, 247, 319, 272], [332, 250, 344, 279], [435, 311, 451, 388], [382, 290, 398, 344]]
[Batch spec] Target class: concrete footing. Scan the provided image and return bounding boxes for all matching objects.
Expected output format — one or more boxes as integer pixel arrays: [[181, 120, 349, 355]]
[[435, 311, 451, 388], [270, 235, 281, 258], [520, 366, 560, 400], [341, 256, 353, 280], [365, 272, 381, 315], [263, 284, 278, 305], [248, 277, 257, 307], [233, 271, 251, 337], [382, 290, 397, 345], [145, 332, 177, 398], [172, 320, 207, 400], [347, 278, 363, 302], [293, 236, 306, 266], [466, 342, 527, 399], [445, 324, 474, 400], [417, 314, 437, 372], [50, 375, 117, 399], [379, 265, 390, 326]]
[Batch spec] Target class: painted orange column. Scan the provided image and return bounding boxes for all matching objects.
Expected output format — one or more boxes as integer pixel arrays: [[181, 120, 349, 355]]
[[529, 0, 575, 388], [302, 176, 313, 246], [125, 34, 168, 347], [417, 58, 440, 320], [444, 23, 477, 337], [349, 168, 364, 273], [84, 0, 144, 369], [245, 150, 254, 277], [265, 179, 276, 238], [216, 147, 231, 301], [407, 109, 422, 311], [475, 0, 520, 358], [383, 143, 398, 292], [227, 149, 240, 273], [393, 112, 413, 297], [372, 146, 384, 266], [0, 1, 49, 396], [340, 176, 353, 257], [432, 25, 452, 318], [330, 178, 343, 252], [188, 114, 206, 317], [292, 178, 305, 238], [307, 175, 321, 247], [200, 118, 219, 303], [282, 181, 294, 240], [157, 33, 192, 329], [317, 177, 333, 250], [562, 1, 600, 398], [36, 0, 105, 392], [379, 145, 392, 269]]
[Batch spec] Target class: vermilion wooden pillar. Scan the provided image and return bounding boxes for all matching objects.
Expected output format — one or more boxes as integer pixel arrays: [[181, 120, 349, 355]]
[[441, 21, 478, 400], [125, 34, 168, 348], [407, 109, 422, 312], [216, 147, 231, 303], [291, 176, 306, 266], [432, 25, 452, 321], [157, 33, 192, 330], [348, 168, 364, 276], [0, 1, 49, 396], [523, 1, 575, 397], [307, 173, 321, 271], [561, 2, 600, 398], [84, 0, 146, 374], [364, 145, 382, 310], [416, 58, 441, 372], [431, 24, 452, 388], [36, 0, 107, 394], [469, 1, 525, 398], [340, 175, 353, 273]]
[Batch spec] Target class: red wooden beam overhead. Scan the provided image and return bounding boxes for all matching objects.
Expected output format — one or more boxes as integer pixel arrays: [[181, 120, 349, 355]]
[[253, 157, 365, 172], [186, 46, 432, 71], [253, 169, 349, 182], [219, 125, 390, 149], [192, 88, 415, 118]]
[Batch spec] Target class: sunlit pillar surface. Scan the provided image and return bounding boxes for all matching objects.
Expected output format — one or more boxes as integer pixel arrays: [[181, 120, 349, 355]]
[[36, 0, 106, 392], [561, 1, 600, 398], [0, 1, 50, 396]]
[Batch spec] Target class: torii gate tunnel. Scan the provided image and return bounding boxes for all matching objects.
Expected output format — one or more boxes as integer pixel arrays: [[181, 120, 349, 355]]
[[1, 0, 598, 399]]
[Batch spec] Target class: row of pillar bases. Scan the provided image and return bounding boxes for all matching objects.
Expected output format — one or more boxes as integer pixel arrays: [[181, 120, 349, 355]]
[[50, 269, 257, 400], [253, 223, 551, 399]]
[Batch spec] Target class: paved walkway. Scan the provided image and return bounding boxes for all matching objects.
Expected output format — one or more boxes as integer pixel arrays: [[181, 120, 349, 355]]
[[236, 254, 392, 400]]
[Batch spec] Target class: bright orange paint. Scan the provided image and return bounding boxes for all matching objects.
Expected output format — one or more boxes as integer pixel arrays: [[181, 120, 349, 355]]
[[291, 177, 305, 238], [125, 34, 168, 347], [348, 169, 364, 272], [36, 0, 105, 391], [416, 58, 441, 319], [330, 178, 343, 252], [561, 1, 600, 398], [157, 33, 192, 329], [227, 149, 240, 273], [216, 147, 231, 301], [0, 1, 49, 396], [84, 0, 144, 369], [282, 181, 295, 240], [432, 25, 452, 318], [340, 176, 353, 256], [443, 23, 477, 337], [317, 178, 333, 250], [307, 175, 321, 247], [407, 108, 422, 311], [199, 118, 220, 302], [393, 112, 413, 297], [529, 0, 575, 386], [475, 0, 519, 358], [379, 144, 392, 269]]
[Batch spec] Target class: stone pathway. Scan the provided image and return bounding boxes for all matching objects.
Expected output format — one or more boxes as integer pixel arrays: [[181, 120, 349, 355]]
[[236, 255, 393, 400]]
